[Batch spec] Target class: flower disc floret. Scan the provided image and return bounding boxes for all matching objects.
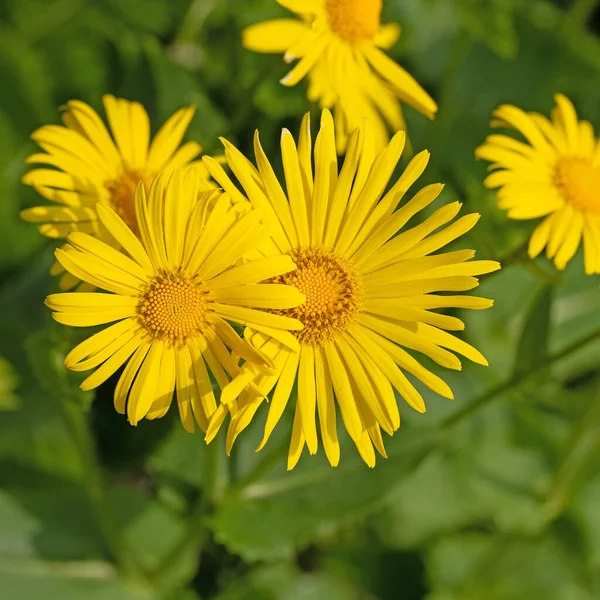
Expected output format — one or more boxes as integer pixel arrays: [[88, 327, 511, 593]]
[[555, 157, 600, 214], [272, 248, 362, 345], [106, 170, 154, 235], [325, 0, 382, 43], [138, 272, 207, 345]]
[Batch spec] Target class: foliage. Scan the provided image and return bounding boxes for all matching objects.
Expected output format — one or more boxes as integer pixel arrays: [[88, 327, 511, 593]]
[[1, 0, 600, 598]]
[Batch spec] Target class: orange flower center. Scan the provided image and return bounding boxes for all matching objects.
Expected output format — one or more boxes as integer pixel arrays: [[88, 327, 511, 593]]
[[555, 157, 600, 214], [106, 170, 154, 235], [138, 273, 207, 345], [325, 0, 382, 43], [272, 248, 362, 345]]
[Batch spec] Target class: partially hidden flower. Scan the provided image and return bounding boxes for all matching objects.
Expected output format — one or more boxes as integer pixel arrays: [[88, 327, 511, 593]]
[[22, 95, 210, 290], [476, 94, 600, 274], [203, 111, 499, 469], [45, 167, 305, 431], [243, 0, 437, 153]]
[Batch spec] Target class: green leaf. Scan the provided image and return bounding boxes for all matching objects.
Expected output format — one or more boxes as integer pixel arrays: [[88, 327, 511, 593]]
[[513, 284, 553, 377], [215, 563, 359, 600], [376, 404, 550, 549], [455, 0, 519, 59], [0, 556, 157, 600], [109, 486, 199, 590], [0, 357, 20, 411], [212, 428, 443, 562], [426, 532, 597, 600], [571, 475, 600, 572]]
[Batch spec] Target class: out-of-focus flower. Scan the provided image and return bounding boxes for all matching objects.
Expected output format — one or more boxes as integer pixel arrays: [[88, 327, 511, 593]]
[[243, 0, 437, 153], [45, 167, 304, 431], [477, 94, 600, 274], [204, 110, 498, 469], [22, 95, 210, 290]]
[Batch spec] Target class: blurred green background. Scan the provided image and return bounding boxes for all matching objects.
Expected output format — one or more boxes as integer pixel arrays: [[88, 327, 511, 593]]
[[1, 0, 600, 598]]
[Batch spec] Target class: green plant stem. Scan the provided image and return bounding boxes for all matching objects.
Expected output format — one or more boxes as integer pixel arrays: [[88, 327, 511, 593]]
[[441, 326, 600, 429], [543, 384, 600, 520], [566, 0, 600, 27], [229, 435, 291, 497], [173, 0, 218, 44], [150, 436, 220, 581], [60, 399, 144, 581], [149, 490, 209, 582]]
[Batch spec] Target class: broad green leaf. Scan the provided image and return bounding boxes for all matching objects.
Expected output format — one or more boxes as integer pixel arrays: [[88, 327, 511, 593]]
[[426, 532, 598, 600], [376, 404, 549, 549], [0, 557, 156, 600], [0, 357, 19, 411], [212, 428, 444, 562], [571, 475, 600, 572], [215, 563, 359, 600], [148, 426, 207, 487], [0, 255, 83, 481], [109, 486, 199, 590]]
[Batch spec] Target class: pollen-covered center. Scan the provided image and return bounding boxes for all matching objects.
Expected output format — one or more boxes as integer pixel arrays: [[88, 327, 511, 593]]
[[272, 248, 362, 345], [555, 157, 600, 214], [137, 273, 207, 344], [106, 170, 154, 236], [325, 0, 382, 43]]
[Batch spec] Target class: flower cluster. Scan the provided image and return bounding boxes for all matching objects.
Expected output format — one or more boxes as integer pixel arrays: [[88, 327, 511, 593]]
[[20, 0, 597, 470]]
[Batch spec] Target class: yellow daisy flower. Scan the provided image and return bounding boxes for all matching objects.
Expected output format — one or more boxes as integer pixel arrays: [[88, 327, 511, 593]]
[[21, 95, 209, 290], [476, 94, 600, 274], [242, 0, 437, 153], [203, 111, 499, 469], [45, 167, 305, 431]]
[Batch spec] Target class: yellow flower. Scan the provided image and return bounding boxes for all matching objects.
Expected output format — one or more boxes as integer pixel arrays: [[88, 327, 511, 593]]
[[45, 167, 305, 431], [476, 94, 600, 274], [242, 0, 437, 153], [21, 95, 209, 290], [203, 111, 499, 469]]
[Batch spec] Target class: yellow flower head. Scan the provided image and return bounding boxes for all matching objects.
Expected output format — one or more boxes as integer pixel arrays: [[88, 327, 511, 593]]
[[45, 167, 305, 432], [203, 111, 499, 469], [476, 94, 600, 275], [21, 95, 209, 290], [243, 0, 437, 153]]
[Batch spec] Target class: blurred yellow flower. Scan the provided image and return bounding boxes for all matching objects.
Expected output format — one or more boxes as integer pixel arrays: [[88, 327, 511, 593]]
[[204, 111, 498, 469], [476, 94, 600, 274], [243, 0, 437, 153], [21, 95, 210, 290], [45, 167, 304, 431]]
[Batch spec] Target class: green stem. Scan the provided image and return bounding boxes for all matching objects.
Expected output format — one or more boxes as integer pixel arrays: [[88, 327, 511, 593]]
[[441, 326, 600, 428], [229, 435, 290, 497], [520, 259, 563, 285], [150, 436, 220, 581], [543, 385, 600, 520], [60, 399, 144, 581], [172, 0, 218, 45], [149, 492, 209, 581], [566, 0, 600, 27]]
